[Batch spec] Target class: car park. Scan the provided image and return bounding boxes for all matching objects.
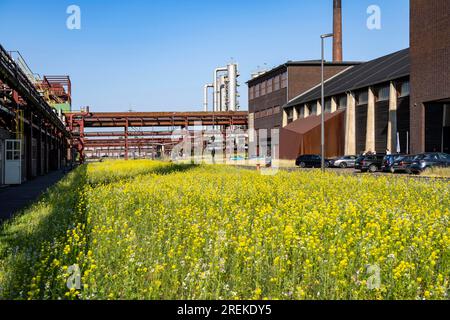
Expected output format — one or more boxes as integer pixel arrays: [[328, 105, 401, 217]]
[[330, 155, 358, 168]]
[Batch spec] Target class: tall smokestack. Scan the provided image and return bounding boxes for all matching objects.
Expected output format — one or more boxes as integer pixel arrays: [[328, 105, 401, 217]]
[[333, 0, 343, 62]]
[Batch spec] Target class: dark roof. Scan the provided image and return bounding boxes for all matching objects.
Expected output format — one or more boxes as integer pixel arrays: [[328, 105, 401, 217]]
[[285, 48, 410, 108], [246, 60, 363, 84], [283, 109, 346, 134]]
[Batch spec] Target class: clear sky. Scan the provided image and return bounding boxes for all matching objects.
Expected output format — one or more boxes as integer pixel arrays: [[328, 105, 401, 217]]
[[0, 0, 410, 112]]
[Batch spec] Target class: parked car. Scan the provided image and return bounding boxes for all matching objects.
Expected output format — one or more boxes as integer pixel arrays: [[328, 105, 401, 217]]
[[390, 155, 415, 174], [295, 155, 331, 168], [330, 155, 358, 168], [409, 153, 450, 174], [355, 154, 386, 173], [382, 154, 406, 172]]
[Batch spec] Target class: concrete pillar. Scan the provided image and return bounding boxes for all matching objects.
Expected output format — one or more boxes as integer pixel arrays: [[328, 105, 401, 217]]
[[304, 104, 310, 118], [345, 92, 356, 155], [387, 82, 398, 153], [293, 107, 299, 121], [317, 100, 322, 116], [282, 109, 288, 127], [366, 87, 376, 153], [331, 97, 338, 113]]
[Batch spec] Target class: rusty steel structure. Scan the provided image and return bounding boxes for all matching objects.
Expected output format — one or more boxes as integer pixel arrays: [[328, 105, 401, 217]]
[[66, 110, 248, 161], [0, 44, 69, 183]]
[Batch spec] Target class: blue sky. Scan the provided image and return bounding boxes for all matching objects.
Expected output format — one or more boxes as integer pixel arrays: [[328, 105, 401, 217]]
[[0, 0, 410, 112]]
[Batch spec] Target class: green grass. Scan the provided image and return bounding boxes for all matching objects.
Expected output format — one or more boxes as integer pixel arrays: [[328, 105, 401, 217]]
[[0, 160, 449, 300]]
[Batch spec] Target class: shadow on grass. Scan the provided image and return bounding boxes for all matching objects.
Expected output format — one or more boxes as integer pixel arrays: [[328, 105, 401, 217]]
[[88, 162, 199, 187], [0, 165, 88, 299], [0, 162, 197, 299]]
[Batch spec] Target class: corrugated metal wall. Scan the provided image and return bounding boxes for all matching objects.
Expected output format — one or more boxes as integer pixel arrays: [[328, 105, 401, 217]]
[[355, 105, 368, 154]]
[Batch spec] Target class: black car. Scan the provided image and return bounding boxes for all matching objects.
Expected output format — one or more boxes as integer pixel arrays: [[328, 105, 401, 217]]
[[409, 153, 450, 174], [295, 155, 330, 168], [382, 154, 406, 172], [391, 155, 415, 174], [355, 154, 386, 173]]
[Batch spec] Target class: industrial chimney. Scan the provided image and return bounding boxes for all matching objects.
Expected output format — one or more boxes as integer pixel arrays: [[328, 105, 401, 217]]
[[333, 0, 343, 62]]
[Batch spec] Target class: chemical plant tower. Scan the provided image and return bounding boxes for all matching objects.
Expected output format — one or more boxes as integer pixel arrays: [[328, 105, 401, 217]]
[[203, 63, 240, 112]]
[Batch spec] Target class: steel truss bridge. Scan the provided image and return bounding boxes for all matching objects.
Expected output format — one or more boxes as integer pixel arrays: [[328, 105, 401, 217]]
[[66, 110, 248, 161]]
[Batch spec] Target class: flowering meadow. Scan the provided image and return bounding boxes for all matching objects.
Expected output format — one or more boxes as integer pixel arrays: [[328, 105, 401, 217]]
[[0, 160, 449, 300]]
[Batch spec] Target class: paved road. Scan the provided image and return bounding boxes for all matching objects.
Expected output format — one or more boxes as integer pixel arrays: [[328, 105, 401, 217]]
[[0, 170, 65, 223]]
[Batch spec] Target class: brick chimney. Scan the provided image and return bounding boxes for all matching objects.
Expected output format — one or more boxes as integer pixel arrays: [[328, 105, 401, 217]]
[[333, 0, 343, 62]]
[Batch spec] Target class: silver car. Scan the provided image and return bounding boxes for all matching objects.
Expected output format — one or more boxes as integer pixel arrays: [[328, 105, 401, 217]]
[[331, 155, 358, 168]]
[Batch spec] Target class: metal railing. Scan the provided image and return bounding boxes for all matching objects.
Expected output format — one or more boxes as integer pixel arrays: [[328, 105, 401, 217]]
[[0, 44, 68, 135]]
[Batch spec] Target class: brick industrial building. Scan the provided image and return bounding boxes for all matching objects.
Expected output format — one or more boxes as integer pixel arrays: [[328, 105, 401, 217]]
[[248, 0, 449, 160], [410, 0, 450, 154], [247, 60, 360, 131], [281, 49, 410, 159]]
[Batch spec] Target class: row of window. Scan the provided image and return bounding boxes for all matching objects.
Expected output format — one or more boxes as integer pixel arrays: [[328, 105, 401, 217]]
[[249, 72, 288, 100], [286, 81, 410, 123], [288, 98, 347, 121], [254, 106, 281, 119], [355, 81, 409, 105]]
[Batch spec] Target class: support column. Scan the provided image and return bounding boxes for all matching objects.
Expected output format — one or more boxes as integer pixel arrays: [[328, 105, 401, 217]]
[[331, 97, 338, 113], [317, 100, 322, 116], [345, 92, 356, 155], [366, 87, 376, 153], [27, 111, 33, 180], [124, 119, 129, 160], [45, 126, 49, 173], [293, 107, 299, 121], [304, 104, 310, 118], [282, 109, 288, 127], [387, 82, 398, 153], [38, 118, 42, 175]]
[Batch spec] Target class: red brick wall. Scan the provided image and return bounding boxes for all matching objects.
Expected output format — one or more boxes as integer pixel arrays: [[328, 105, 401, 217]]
[[288, 65, 350, 101], [410, 0, 450, 153], [248, 64, 353, 131]]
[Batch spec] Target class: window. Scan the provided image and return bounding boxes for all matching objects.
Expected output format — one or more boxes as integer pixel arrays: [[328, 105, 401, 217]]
[[260, 81, 266, 96], [249, 86, 255, 100], [266, 108, 273, 116], [357, 91, 368, 105], [325, 99, 332, 113], [399, 81, 410, 97], [281, 72, 288, 88], [299, 105, 305, 118], [287, 108, 294, 120], [377, 85, 390, 101], [255, 84, 260, 98], [338, 95, 347, 109], [310, 102, 318, 115], [266, 78, 273, 94], [273, 106, 281, 114], [273, 75, 280, 91]]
